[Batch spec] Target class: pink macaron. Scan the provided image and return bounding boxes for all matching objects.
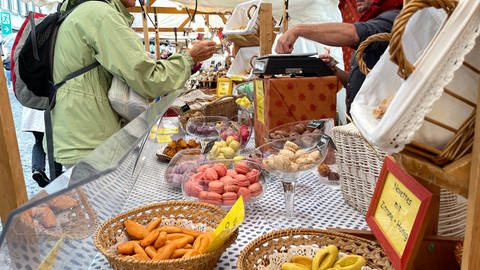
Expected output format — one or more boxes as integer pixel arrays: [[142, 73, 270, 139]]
[[237, 187, 251, 202], [212, 163, 227, 178], [224, 183, 240, 193], [235, 161, 250, 174], [248, 182, 263, 197], [219, 175, 234, 183], [184, 180, 203, 197], [233, 174, 250, 187], [197, 164, 211, 172], [208, 181, 224, 194], [204, 192, 223, 205], [226, 169, 238, 176], [204, 168, 219, 181], [245, 169, 260, 184], [222, 192, 238, 205]]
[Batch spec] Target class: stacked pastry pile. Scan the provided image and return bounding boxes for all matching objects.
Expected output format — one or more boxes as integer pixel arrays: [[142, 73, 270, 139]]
[[183, 161, 263, 205], [262, 141, 322, 172]]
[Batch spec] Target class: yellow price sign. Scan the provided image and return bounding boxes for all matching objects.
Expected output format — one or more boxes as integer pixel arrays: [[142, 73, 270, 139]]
[[216, 78, 233, 96], [157, 127, 179, 135], [205, 197, 245, 252], [156, 135, 172, 144], [255, 80, 265, 124]]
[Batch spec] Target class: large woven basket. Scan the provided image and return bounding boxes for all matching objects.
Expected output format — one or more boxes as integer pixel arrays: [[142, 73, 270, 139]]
[[237, 228, 393, 270], [354, 0, 476, 166], [332, 123, 467, 237], [94, 201, 238, 270], [178, 94, 241, 130]]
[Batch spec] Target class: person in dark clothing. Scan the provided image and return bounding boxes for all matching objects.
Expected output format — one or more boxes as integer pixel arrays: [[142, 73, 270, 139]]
[[276, 1, 401, 113]]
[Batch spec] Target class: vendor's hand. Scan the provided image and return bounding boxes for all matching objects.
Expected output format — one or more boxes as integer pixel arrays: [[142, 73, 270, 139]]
[[188, 40, 217, 63], [319, 53, 337, 71], [275, 28, 299, 54]]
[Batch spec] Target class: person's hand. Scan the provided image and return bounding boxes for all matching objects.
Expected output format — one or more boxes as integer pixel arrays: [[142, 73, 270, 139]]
[[356, 0, 373, 13], [188, 40, 217, 63], [319, 53, 338, 71], [275, 27, 299, 54]]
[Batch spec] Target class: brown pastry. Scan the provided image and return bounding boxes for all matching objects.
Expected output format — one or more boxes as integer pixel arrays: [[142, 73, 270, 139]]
[[318, 163, 330, 177], [31, 205, 57, 228], [373, 95, 394, 119], [47, 195, 79, 212]]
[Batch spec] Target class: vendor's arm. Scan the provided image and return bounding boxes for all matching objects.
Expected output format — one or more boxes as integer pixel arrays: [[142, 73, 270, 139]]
[[88, 8, 215, 99], [276, 23, 359, 54]]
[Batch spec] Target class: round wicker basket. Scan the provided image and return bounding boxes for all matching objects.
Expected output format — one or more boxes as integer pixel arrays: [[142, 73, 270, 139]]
[[237, 228, 393, 270], [94, 201, 238, 270]]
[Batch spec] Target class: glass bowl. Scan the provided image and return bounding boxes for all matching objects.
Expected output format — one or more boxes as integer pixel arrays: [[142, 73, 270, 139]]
[[185, 115, 229, 142], [165, 149, 203, 188], [217, 110, 253, 147], [265, 119, 334, 143], [252, 134, 329, 217], [182, 159, 265, 208]]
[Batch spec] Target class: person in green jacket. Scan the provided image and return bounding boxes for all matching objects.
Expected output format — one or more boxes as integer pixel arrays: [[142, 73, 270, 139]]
[[52, 0, 216, 166]]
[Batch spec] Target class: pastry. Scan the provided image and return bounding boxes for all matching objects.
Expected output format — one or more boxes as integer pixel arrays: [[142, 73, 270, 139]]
[[47, 195, 79, 212], [318, 163, 330, 177], [248, 182, 262, 196], [208, 181, 224, 194], [234, 161, 250, 174], [373, 95, 393, 119], [31, 205, 57, 228], [237, 187, 251, 201], [233, 174, 250, 187], [222, 192, 238, 205]]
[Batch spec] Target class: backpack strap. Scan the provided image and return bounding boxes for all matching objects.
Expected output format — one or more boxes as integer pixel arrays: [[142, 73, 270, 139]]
[[43, 60, 99, 180], [28, 13, 40, 61]]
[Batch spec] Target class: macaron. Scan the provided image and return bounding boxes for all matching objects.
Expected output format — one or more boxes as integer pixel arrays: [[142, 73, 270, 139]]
[[248, 182, 262, 197], [245, 169, 260, 184], [235, 161, 250, 174], [226, 169, 238, 176], [219, 175, 234, 183], [224, 183, 239, 193], [208, 181, 224, 194], [233, 174, 250, 187], [185, 183, 203, 197], [222, 192, 238, 205], [191, 172, 205, 181], [204, 168, 219, 181], [237, 187, 251, 202], [204, 192, 223, 205], [197, 164, 211, 173], [212, 163, 227, 177]]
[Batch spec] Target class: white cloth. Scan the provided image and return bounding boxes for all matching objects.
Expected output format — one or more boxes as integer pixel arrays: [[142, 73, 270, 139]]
[[21, 107, 45, 133]]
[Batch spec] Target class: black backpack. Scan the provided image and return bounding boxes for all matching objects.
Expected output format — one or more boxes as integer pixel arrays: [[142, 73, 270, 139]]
[[11, 0, 100, 180]]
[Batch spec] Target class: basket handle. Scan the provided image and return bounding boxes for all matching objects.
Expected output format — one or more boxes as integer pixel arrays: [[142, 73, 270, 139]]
[[356, 33, 391, 75], [389, 0, 458, 79], [247, 4, 258, 20], [249, 55, 258, 68]]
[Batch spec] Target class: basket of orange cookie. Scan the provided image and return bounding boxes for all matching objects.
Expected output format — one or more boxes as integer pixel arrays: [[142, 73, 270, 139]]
[[94, 201, 238, 270]]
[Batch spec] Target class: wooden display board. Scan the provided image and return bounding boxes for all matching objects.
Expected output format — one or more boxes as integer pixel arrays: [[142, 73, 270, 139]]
[[0, 66, 27, 223]]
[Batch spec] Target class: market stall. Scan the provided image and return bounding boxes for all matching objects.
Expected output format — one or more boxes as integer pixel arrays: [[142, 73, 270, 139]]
[[0, 0, 479, 269]]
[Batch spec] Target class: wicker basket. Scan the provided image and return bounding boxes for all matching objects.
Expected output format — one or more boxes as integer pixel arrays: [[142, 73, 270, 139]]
[[94, 201, 238, 270], [178, 94, 241, 130], [354, 0, 476, 166], [237, 228, 394, 270], [332, 123, 467, 237]]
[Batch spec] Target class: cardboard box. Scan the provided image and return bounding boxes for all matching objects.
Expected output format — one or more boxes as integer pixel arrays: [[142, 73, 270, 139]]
[[253, 76, 340, 146]]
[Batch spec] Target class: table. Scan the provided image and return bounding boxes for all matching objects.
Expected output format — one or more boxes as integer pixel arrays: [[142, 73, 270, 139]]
[[0, 125, 369, 270]]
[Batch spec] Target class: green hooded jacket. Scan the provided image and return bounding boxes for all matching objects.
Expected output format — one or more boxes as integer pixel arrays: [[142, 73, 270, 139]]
[[52, 0, 193, 165]]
